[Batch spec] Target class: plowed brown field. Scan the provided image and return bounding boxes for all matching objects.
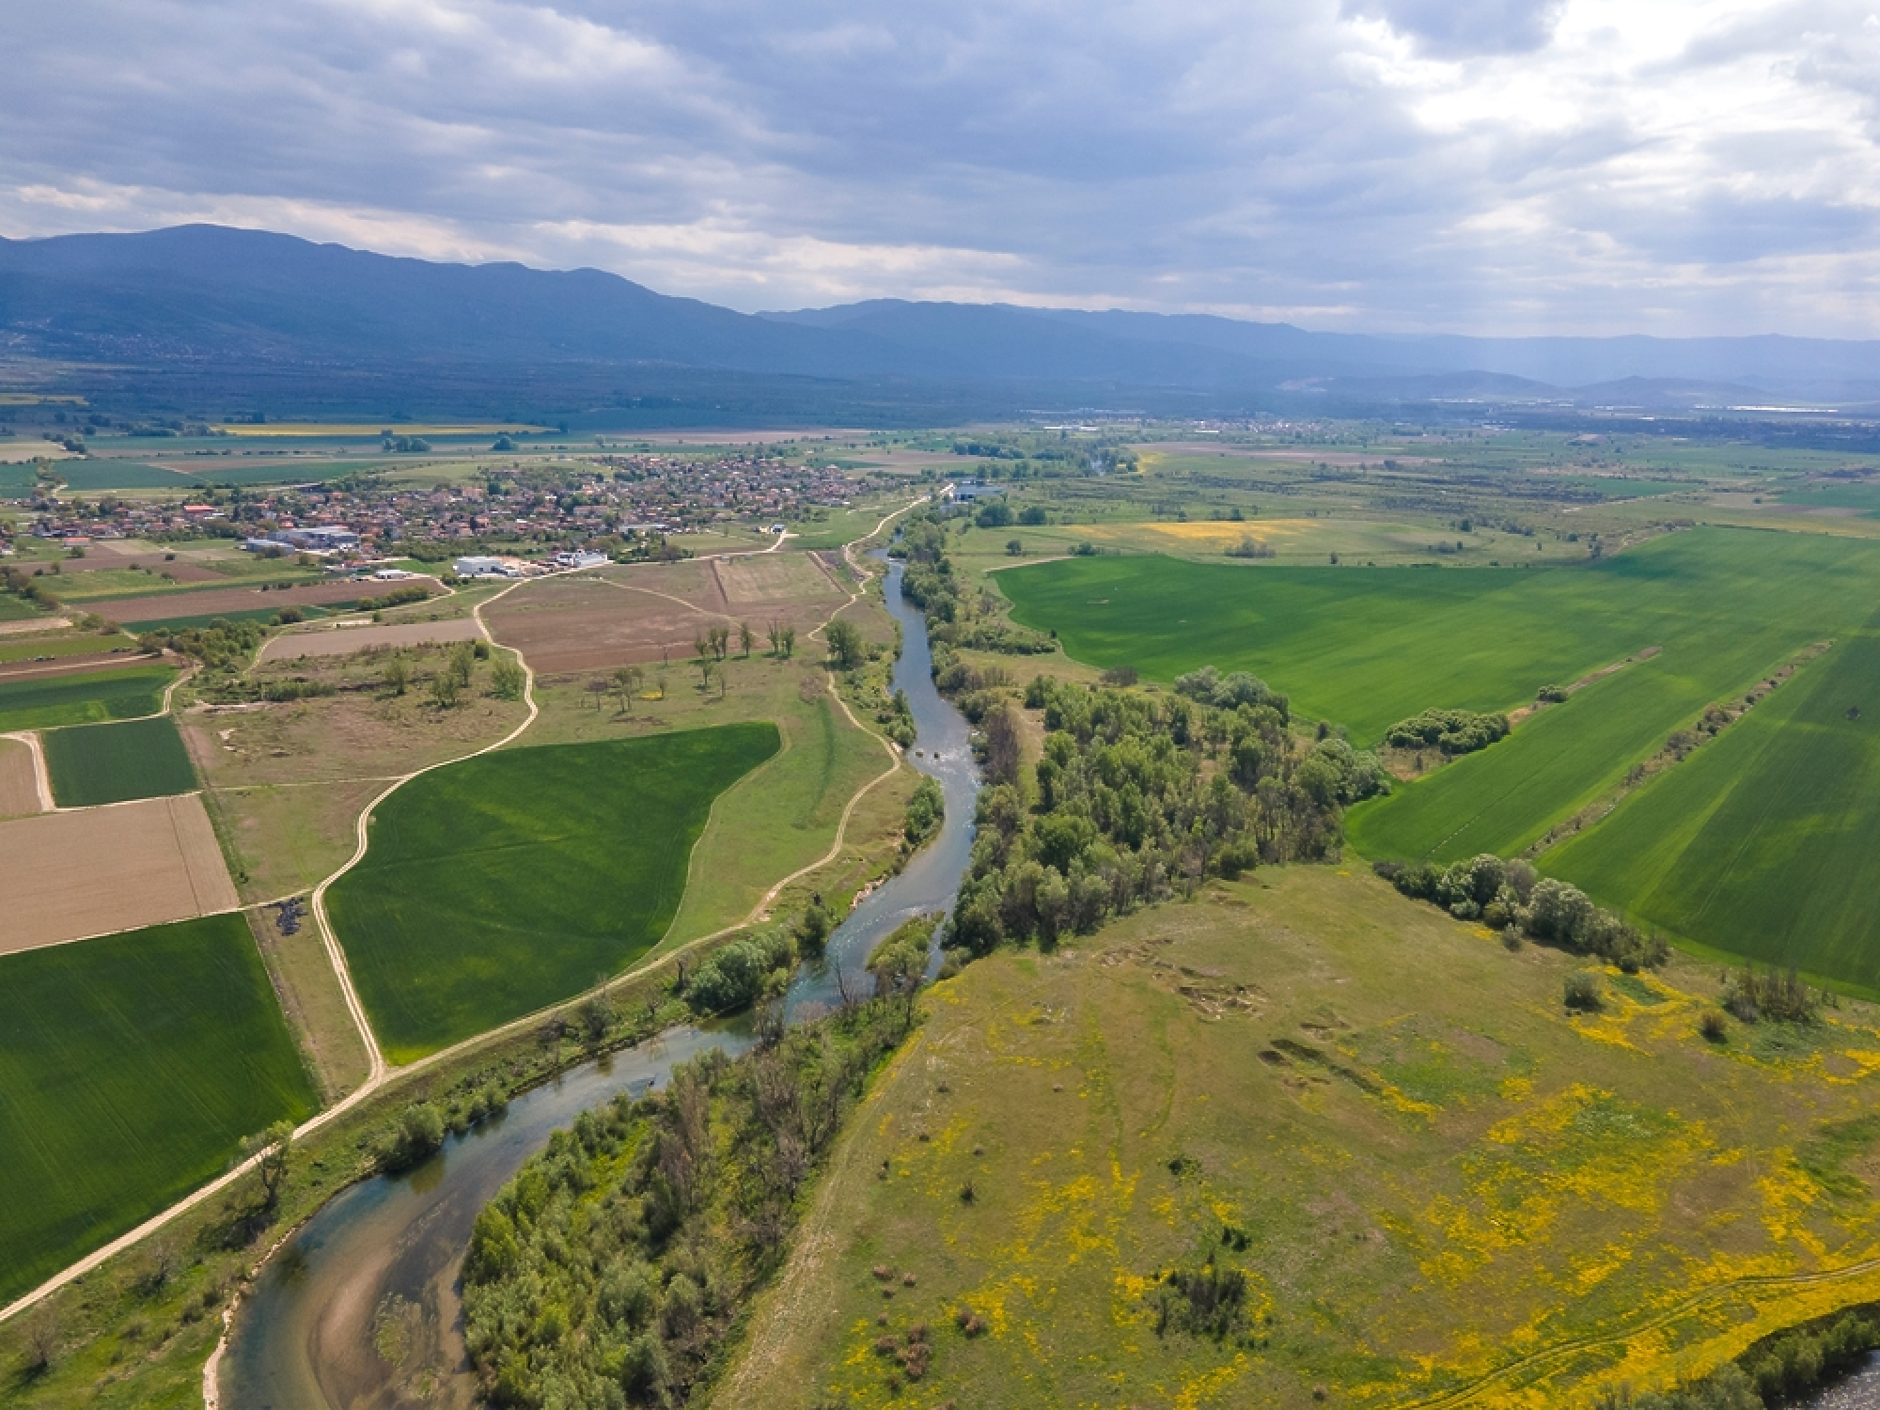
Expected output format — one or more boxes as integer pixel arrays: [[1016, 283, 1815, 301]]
[[0, 736, 45, 816], [0, 794, 240, 953], [484, 556, 845, 674]]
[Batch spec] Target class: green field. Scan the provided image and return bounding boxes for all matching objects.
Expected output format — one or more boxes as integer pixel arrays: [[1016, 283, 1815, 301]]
[[1775, 483, 1880, 516], [0, 915, 317, 1305], [1546, 614, 1880, 991], [329, 724, 780, 1061], [124, 603, 344, 633], [43, 714, 198, 806], [0, 665, 173, 732], [0, 635, 134, 664], [52, 461, 198, 491], [1003, 529, 1880, 866], [0, 593, 46, 621]]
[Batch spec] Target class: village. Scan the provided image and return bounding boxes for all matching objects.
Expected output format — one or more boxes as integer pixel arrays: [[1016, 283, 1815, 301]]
[[0, 448, 885, 569]]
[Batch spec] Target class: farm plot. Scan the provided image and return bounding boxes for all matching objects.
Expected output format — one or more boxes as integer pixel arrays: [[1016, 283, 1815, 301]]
[[84, 577, 389, 625], [0, 794, 240, 953], [0, 914, 317, 1305], [1005, 529, 1880, 863], [0, 663, 173, 731], [1546, 615, 1880, 993], [483, 554, 844, 675], [328, 724, 780, 1061], [43, 714, 198, 806], [0, 735, 45, 815]]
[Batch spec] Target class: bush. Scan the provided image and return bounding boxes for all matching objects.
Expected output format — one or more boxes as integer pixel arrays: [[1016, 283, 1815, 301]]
[[1564, 973, 1603, 1012], [1723, 967, 1817, 1025], [1384, 708, 1510, 756], [904, 775, 944, 844], [683, 930, 795, 1016], [1700, 1010, 1729, 1043]]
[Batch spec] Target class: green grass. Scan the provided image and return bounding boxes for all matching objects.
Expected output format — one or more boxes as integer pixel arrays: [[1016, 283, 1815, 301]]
[[0, 665, 173, 732], [328, 724, 781, 1061], [1545, 615, 1880, 993], [0, 594, 46, 621], [723, 869, 1880, 1408], [0, 634, 134, 664], [1775, 483, 1880, 515], [0, 915, 317, 1305], [52, 462, 199, 491], [1004, 529, 1880, 862], [43, 715, 198, 806], [123, 604, 343, 633]]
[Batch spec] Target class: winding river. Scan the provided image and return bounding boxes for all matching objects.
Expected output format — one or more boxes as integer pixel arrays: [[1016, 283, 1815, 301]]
[[219, 554, 978, 1408]]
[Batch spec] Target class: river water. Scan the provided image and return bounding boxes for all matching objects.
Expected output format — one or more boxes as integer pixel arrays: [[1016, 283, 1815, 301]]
[[219, 555, 977, 1408]]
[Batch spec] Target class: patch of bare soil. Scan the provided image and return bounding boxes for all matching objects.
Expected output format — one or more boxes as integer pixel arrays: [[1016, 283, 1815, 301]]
[[0, 794, 239, 953], [0, 651, 156, 681], [485, 556, 843, 674], [0, 736, 44, 816]]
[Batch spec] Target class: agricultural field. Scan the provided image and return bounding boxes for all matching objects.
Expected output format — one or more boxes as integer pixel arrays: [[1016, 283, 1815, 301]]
[[723, 868, 1880, 1409], [0, 914, 317, 1305], [482, 553, 847, 674], [43, 714, 198, 806], [1, 795, 240, 953], [0, 663, 172, 731], [83, 577, 386, 624], [1546, 612, 1880, 992], [1001, 530, 1880, 862], [0, 735, 45, 815], [327, 725, 781, 1061]]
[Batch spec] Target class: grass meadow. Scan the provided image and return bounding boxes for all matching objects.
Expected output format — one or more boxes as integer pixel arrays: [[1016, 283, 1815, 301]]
[[0, 664, 173, 731], [1546, 613, 1880, 992], [0, 914, 316, 1306], [328, 724, 780, 1061], [722, 869, 1880, 1409], [43, 715, 198, 806]]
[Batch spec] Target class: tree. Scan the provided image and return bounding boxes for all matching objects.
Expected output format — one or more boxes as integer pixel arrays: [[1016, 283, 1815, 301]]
[[429, 669, 460, 709], [612, 664, 643, 714], [766, 619, 782, 656], [241, 1119, 295, 1213], [384, 657, 411, 696], [490, 658, 525, 700], [826, 619, 865, 670], [779, 626, 796, 659], [587, 678, 611, 710], [449, 641, 476, 688], [981, 704, 1021, 786], [740, 622, 754, 657], [1006, 538, 1025, 556], [698, 657, 716, 693]]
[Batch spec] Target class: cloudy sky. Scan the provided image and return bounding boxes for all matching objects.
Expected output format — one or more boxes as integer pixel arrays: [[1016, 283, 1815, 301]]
[[6, 0, 1880, 335]]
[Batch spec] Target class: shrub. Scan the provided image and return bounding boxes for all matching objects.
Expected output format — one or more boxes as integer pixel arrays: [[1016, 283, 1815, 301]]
[[1564, 973, 1603, 1012], [1384, 708, 1510, 756], [1700, 1010, 1729, 1043]]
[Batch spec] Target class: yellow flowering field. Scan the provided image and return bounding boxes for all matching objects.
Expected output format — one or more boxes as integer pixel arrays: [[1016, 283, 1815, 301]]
[[718, 867, 1880, 1409]]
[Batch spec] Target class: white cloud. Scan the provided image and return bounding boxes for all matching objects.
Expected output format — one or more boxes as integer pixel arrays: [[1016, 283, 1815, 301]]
[[3, 0, 1879, 334]]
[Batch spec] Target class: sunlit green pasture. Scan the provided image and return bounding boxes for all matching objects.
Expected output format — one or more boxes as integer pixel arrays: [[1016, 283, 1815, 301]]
[[1546, 615, 1880, 994]]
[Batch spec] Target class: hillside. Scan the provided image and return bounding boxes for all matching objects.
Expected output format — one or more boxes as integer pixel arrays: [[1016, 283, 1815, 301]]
[[720, 868, 1880, 1408]]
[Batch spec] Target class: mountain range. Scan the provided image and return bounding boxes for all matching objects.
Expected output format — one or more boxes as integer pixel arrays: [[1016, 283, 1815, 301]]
[[3, 225, 1878, 419]]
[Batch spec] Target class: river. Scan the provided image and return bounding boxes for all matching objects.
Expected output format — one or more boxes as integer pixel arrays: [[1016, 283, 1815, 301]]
[[218, 555, 977, 1408]]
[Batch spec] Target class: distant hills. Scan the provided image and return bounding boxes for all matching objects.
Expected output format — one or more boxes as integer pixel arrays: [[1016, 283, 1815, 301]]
[[3, 224, 1879, 420]]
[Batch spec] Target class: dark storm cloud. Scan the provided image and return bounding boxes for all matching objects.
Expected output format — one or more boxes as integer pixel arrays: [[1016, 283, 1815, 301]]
[[2, 0, 1877, 333]]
